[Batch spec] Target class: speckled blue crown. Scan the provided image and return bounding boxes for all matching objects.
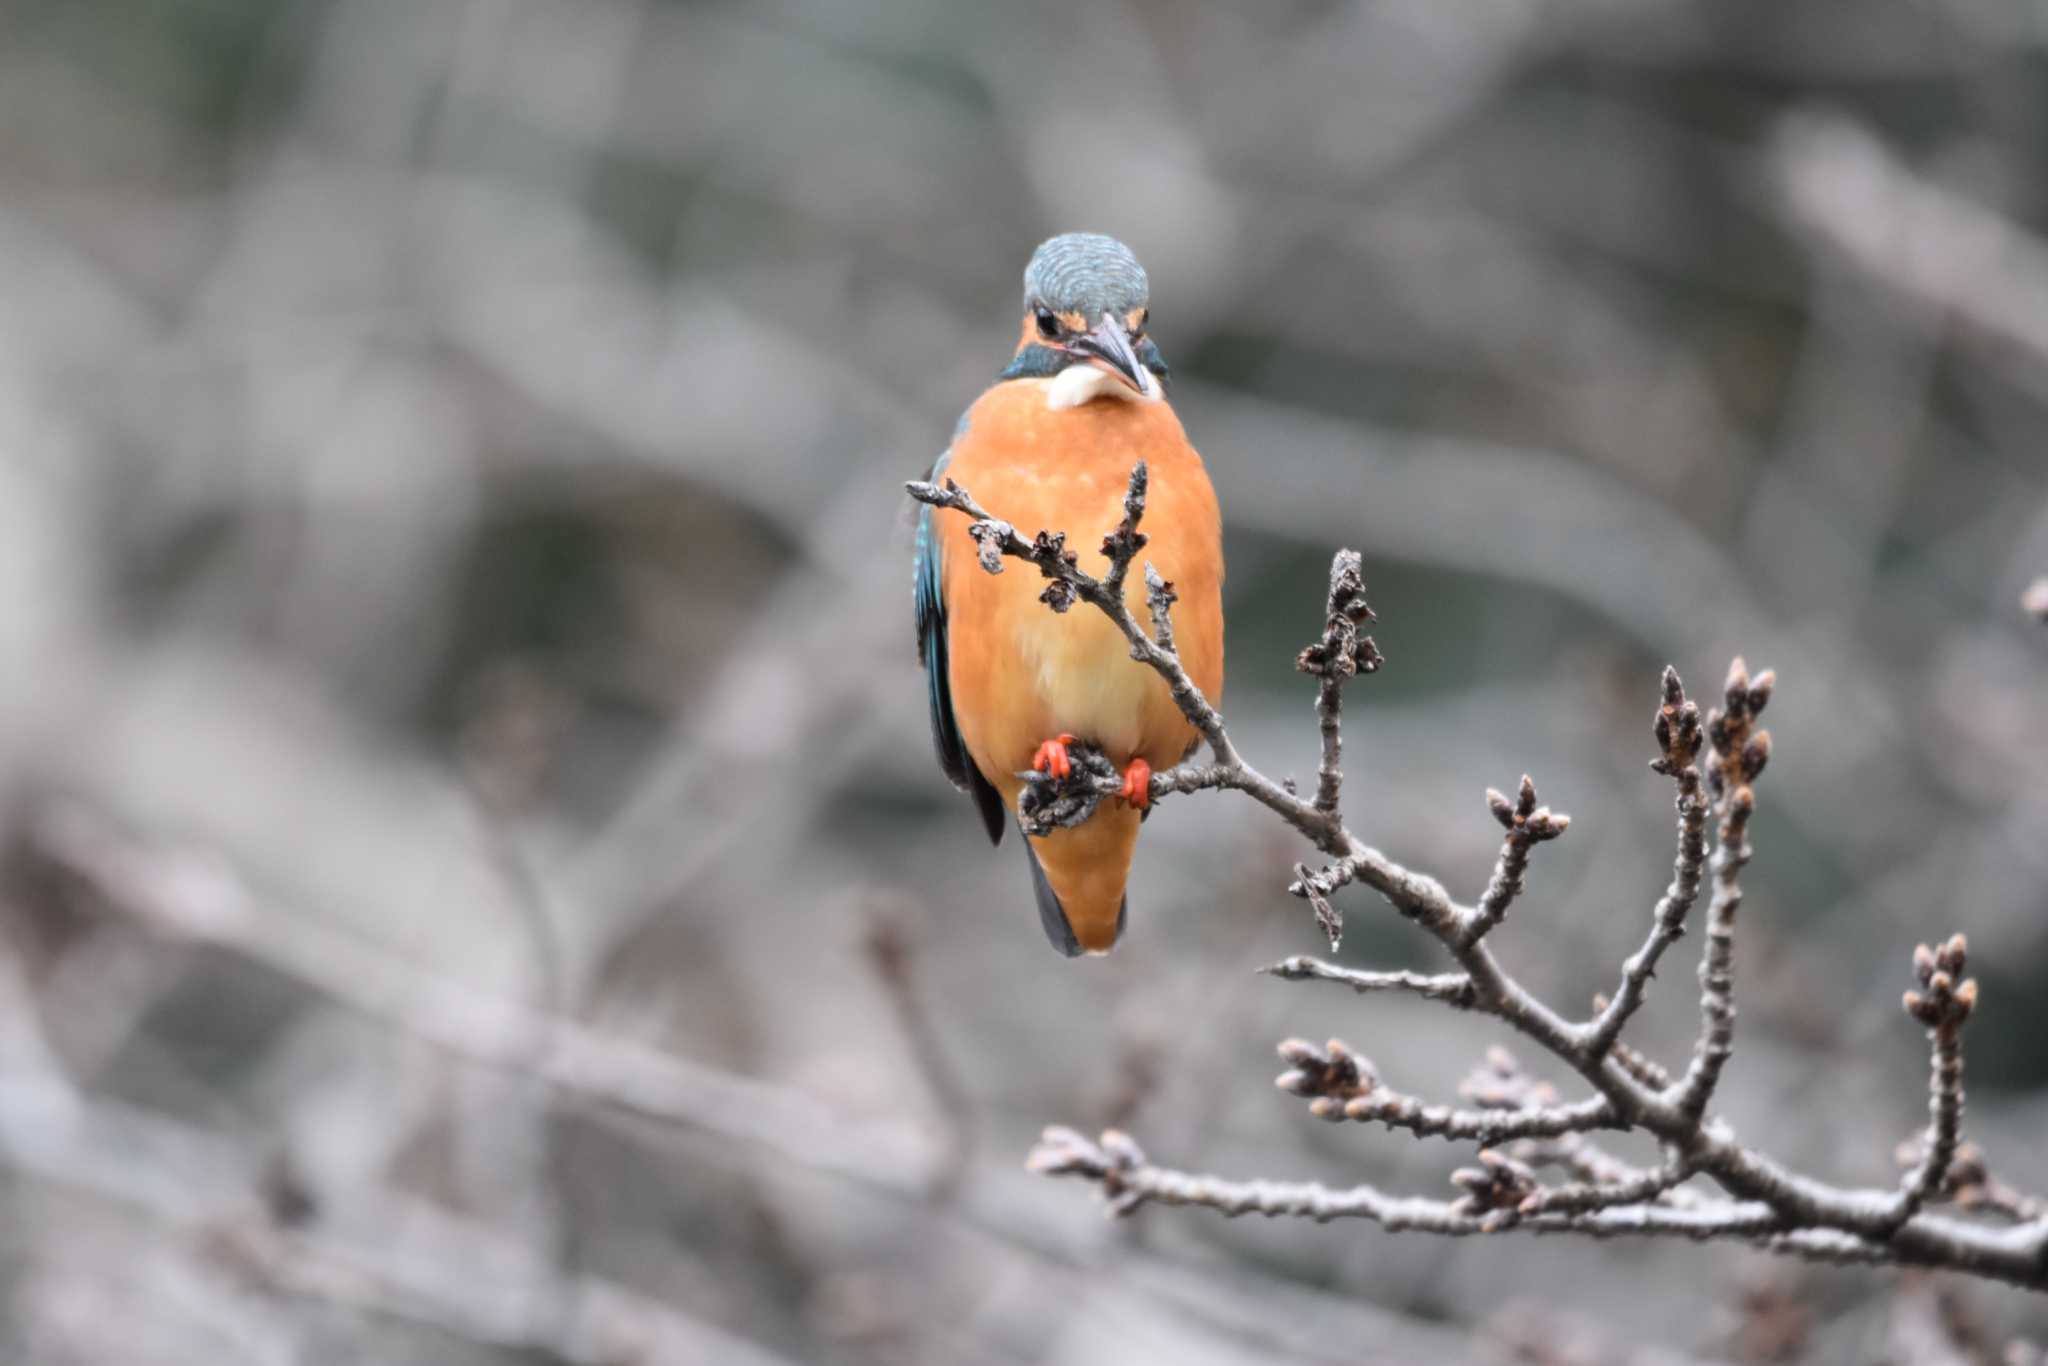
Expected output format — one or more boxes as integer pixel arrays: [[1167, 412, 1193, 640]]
[[1023, 233, 1149, 319]]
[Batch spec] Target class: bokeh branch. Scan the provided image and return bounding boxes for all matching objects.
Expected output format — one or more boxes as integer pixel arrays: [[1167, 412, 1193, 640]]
[[910, 465, 2048, 1291]]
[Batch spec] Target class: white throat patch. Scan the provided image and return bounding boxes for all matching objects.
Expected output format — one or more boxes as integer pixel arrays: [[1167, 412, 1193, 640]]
[[1044, 363, 1159, 411]]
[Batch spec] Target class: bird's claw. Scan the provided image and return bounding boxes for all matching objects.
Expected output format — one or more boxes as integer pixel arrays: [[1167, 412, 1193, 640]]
[[1032, 733, 1078, 781], [1119, 758, 1152, 810]]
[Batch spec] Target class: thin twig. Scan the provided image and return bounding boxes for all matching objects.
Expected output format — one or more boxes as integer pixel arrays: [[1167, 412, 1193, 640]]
[[1583, 668, 1707, 1058], [1466, 775, 1568, 946], [1295, 550, 1382, 822], [1273, 1036, 1615, 1141], [1671, 658, 1773, 1122], [1891, 935, 1977, 1227], [1262, 957, 1474, 1007], [1520, 1149, 1690, 1217]]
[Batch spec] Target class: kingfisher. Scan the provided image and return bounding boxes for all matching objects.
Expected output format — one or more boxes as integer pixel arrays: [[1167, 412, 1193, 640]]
[[913, 233, 1225, 956]]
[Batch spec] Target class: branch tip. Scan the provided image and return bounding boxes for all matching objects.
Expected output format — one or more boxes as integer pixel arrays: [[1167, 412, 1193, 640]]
[[1903, 934, 1977, 1033], [1723, 657, 1752, 717], [1470, 773, 1569, 941], [1660, 665, 1684, 706]]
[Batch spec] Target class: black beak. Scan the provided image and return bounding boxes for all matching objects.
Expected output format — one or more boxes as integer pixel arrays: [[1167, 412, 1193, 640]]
[[1072, 313, 1147, 394]]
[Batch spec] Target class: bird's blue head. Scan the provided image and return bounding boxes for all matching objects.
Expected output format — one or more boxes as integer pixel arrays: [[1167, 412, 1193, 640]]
[[1004, 232, 1168, 396], [1024, 232, 1148, 322]]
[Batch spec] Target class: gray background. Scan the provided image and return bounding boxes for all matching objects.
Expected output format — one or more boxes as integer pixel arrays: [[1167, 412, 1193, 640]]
[[0, 0, 2045, 1361]]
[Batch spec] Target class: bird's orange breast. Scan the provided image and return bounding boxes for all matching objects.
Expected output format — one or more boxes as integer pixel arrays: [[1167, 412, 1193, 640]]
[[936, 379, 1224, 948]]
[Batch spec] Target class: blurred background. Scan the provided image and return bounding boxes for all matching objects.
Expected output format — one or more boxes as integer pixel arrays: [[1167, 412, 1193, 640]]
[[1, 0, 2046, 1361]]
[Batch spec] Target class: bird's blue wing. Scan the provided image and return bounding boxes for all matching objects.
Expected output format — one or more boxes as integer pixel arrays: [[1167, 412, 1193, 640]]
[[916, 441, 1007, 845]]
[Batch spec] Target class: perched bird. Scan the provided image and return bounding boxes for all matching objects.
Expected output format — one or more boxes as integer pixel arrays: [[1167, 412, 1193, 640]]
[[914, 233, 1224, 956]]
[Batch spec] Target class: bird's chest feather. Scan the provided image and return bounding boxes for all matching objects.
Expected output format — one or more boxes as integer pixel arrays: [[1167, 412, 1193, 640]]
[[939, 380, 1223, 770]]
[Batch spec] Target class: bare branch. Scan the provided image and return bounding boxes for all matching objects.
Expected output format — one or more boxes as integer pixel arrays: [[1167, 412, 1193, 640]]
[[1286, 863, 1340, 950], [917, 467, 2048, 1291], [1143, 563, 1179, 652], [1510, 1132, 1705, 1213], [1466, 775, 1569, 946], [1908, 1142, 2047, 1225], [1262, 956, 1474, 1007], [1295, 550, 1382, 821], [1671, 658, 1774, 1121], [1099, 459, 1150, 603], [1027, 1127, 2048, 1287], [1273, 1037, 1614, 1142], [1518, 1149, 1690, 1217], [1583, 667, 1707, 1058], [1608, 1032, 1675, 1092], [1891, 934, 1977, 1226], [1017, 739, 1122, 836]]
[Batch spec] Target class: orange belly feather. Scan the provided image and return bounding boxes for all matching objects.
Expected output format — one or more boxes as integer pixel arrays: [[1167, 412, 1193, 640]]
[[939, 378, 1224, 951]]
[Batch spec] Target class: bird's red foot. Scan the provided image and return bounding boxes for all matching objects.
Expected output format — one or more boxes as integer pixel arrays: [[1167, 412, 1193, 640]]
[[1031, 733, 1078, 780], [1119, 758, 1153, 810]]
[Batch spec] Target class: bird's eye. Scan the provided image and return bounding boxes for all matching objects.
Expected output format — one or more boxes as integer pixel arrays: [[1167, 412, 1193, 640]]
[[1034, 307, 1060, 341]]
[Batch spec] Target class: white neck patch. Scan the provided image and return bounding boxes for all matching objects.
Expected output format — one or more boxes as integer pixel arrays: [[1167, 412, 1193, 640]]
[[1044, 363, 1159, 411]]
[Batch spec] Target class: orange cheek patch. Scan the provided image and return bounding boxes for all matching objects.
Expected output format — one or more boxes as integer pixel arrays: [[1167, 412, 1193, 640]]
[[1012, 311, 1093, 357]]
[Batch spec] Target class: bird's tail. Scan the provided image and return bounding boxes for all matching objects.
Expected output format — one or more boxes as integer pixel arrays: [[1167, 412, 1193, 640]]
[[1024, 805, 1138, 956]]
